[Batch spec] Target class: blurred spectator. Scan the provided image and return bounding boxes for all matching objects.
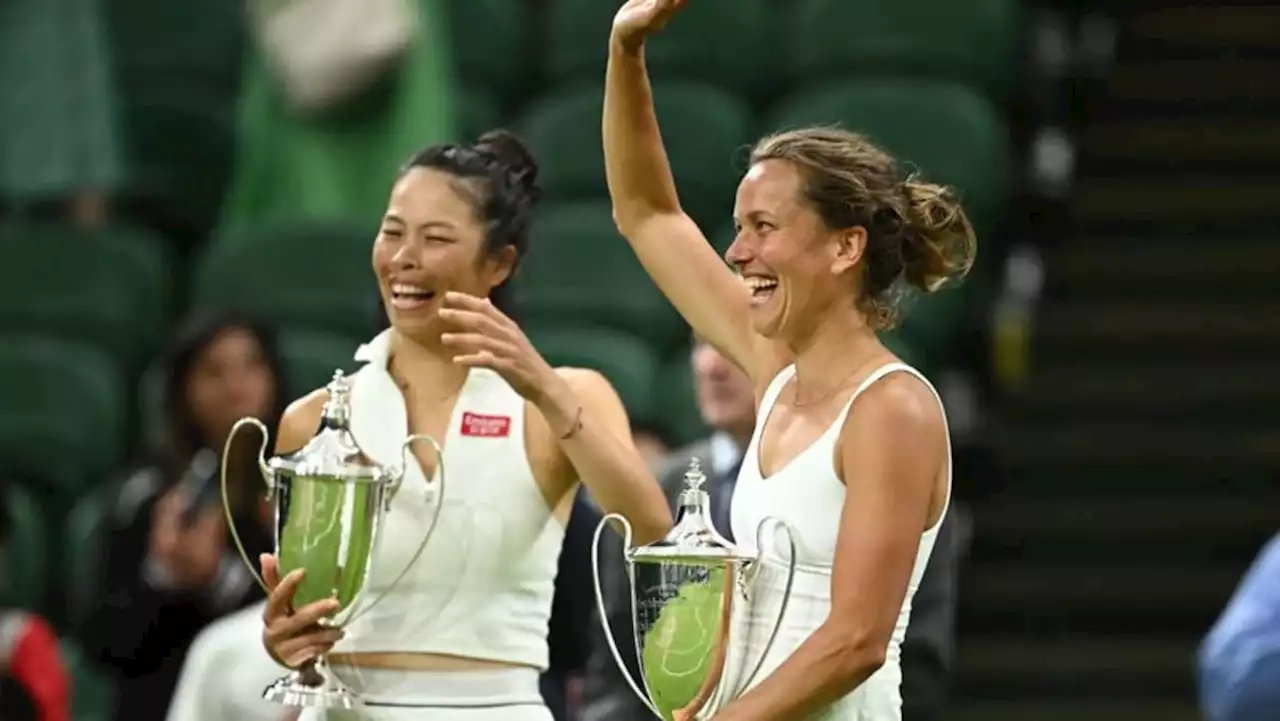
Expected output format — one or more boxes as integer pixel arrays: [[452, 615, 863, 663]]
[[631, 424, 672, 466], [216, 0, 457, 237], [0, 493, 69, 721], [1199, 533, 1280, 721], [582, 340, 962, 721], [543, 489, 604, 721], [82, 313, 286, 721], [164, 600, 289, 721], [0, 0, 122, 227]]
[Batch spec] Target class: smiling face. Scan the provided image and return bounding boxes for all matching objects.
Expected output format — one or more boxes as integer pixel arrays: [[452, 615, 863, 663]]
[[372, 167, 516, 342], [725, 159, 866, 342]]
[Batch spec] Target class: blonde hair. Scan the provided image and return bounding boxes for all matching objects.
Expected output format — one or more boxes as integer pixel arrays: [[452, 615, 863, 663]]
[[750, 127, 977, 330]]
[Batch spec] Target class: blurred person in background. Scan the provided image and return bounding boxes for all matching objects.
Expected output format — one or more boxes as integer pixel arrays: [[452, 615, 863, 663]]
[[83, 312, 286, 721], [256, 130, 670, 721], [630, 424, 672, 465], [217, 0, 456, 238], [1198, 533, 1280, 721], [0, 0, 122, 228], [0, 491, 70, 721], [582, 340, 961, 721], [164, 598, 288, 721]]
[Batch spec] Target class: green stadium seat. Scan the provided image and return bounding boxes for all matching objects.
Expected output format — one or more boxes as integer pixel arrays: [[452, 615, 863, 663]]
[[108, 0, 245, 234], [0, 222, 173, 369], [548, 0, 777, 99], [526, 324, 659, 426], [108, 0, 245, 85], [788, 0, 1021, 98], [60, 638, 116, 721], [517, 81, 750, 230], [63, 481, 117, 628], [516, 201, 686, 351], [119, 90, 238, 236], [459, 87, 504, 142], [192, 221, 380, 340], [1, 483, 47, 610], [655, 349, 708, 447], [764, 79, 1011, 232], [448, 0, 530, 107], [0, 337, 127, 494], [279, 329, 363, 400]]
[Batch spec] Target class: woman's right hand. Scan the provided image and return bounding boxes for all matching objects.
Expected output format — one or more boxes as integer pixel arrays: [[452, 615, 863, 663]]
[[612, 0, 689, 52], [260, 553, 345, 668]]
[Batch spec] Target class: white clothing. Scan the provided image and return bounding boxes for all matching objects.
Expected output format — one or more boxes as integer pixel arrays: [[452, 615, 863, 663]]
[[330, 330, 564, 674], [728, 362, 951, 721], [165, 601, 288, 721], [299, 667, 553, 721]]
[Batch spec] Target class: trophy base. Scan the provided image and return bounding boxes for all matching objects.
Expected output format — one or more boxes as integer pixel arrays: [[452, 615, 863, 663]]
[[263, 661, 361, 709]]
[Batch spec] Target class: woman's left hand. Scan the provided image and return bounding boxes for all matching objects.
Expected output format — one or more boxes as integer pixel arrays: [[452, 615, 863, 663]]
[[440, 291, 563, 403]]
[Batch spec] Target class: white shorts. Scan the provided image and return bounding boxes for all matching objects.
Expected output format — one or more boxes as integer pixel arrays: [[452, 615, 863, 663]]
[[298, 667, 554, 721]]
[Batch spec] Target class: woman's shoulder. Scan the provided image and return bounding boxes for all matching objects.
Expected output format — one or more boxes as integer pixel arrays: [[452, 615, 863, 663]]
[[276, 387, 330, 453]]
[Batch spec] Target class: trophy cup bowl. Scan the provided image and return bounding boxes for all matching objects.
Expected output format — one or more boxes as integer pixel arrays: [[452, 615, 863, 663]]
[[591, 459, 796, 721], [221, 370, 446, 709]]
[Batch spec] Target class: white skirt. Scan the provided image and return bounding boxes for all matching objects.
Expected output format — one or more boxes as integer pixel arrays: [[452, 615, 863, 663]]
[[299, 667, 554, 721]]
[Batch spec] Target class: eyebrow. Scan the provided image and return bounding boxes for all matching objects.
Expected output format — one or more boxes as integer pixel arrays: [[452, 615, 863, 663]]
[[382, 213, 456, 231], [733, 210, 773, 225]]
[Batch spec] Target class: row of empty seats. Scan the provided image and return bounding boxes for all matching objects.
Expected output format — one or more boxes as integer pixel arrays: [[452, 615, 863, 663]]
[[457, 0, 1021, 107]]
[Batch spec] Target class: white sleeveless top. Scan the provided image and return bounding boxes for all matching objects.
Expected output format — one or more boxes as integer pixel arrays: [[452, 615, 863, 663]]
[[329, 330, 564, 672], [727, 362, 951, 721]]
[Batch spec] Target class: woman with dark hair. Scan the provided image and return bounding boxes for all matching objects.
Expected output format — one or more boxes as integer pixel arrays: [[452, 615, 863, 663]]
[[83, 312, 287, 721], [256, 129, 671, 721]]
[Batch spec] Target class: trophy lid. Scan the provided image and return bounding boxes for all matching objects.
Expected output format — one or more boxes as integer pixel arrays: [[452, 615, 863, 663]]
[[629, 458, 756, 565], [269, 370, 386, 482]]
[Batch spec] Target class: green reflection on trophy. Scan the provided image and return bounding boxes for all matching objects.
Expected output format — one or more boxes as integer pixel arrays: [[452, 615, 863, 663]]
[[591, 459, 797, 720], [221, 369, 445, 710]]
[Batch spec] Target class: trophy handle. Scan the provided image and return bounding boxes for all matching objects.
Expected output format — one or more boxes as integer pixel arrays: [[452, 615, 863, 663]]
[[345, 433, 446, 626], [221, 416, 275, 595], [591, 513, 664, 720], [736, 517, 798, 694]]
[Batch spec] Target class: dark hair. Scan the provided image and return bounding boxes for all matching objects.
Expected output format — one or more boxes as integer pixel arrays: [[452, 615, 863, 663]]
[[157, 312, 288, 487], [398, 129, 543, 316], [751, 127, 977, 330]]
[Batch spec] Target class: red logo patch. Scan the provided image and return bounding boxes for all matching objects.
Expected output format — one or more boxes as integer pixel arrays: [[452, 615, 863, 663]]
[[461, 412, 511, 438]]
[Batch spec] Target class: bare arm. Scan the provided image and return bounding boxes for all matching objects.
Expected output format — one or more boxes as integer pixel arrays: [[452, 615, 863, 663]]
[[604, 8, 774, 384], [538, 367, 673, 546], [716, 377, 946, 721]]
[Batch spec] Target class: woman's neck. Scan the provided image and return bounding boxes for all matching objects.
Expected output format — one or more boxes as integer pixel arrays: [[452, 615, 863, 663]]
[[387, 329, 469, 401], [787, 311, 886, 406]]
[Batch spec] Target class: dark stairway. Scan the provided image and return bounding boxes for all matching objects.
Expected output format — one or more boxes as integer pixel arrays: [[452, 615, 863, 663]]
[[953, 6, 1280, 721]]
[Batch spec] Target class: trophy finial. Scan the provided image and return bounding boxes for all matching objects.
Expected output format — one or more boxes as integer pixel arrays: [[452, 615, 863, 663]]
[[683, 457, 706, 492], [320, 369, 353, 429]]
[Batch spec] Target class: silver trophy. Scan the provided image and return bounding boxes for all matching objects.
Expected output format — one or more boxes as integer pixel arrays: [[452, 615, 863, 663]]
[[591, 458, 796, 720], [221, 369, 445, 709]]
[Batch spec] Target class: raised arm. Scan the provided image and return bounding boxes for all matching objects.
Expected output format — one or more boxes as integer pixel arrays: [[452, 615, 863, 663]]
[[604, 0, 767, 382]]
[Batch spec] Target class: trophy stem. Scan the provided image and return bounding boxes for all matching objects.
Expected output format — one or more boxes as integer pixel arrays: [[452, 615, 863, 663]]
[[262, 654, 359, 709]]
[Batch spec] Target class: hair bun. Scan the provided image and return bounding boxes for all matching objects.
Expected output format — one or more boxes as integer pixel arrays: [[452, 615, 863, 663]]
[[475, 129, 542, 203]]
